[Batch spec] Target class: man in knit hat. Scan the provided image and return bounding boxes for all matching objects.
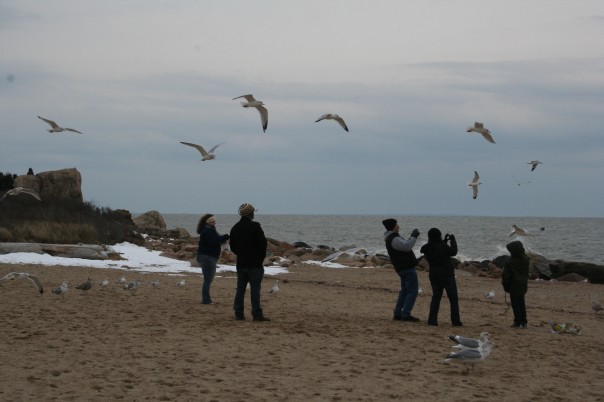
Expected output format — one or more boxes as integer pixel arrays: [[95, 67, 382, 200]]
[[382, 218, 421, 322], [229, 203, 269, 321]]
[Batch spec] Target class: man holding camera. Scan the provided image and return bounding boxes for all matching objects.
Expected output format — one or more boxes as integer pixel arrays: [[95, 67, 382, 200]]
[[420, 228, 463, 327]]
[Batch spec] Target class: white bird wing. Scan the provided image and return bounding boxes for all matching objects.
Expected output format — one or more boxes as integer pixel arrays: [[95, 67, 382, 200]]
[[334, 116, 349, 132], [472, 185, 478, 199], [27, 274, 44, 294], [180, 142, 210, 158], [472, 171, 479, 183], [233, 94, 256, 102], [257, 105, 268, 132], [207, 142, 225, 154], [315, 114, 329, 122], [19, 188, 42, 201], [480, 130, 495, 143], [64, 128, 83, 134], [448, 335, 480, 348], [37, 116, 60, 129]]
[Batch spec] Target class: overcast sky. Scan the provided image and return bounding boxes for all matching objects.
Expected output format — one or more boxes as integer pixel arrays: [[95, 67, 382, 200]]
[[1, 1, 603, 217]]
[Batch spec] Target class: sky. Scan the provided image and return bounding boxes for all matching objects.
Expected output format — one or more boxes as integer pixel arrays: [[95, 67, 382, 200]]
[[1, 0, 603, 217]]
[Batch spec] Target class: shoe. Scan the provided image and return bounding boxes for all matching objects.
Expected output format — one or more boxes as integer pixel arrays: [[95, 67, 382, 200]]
[[511, 323, 520, 328], [393, 316, 402, 321], [401, 316, 420, 322], [427, 322, 438, 326], [519, 324, 528, 329], [452, 322, 464, 327], [253, 316, 270, 322], [235, 315, 245, 321]]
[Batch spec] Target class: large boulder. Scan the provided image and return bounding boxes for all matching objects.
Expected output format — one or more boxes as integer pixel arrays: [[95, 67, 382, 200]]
[[550, 261, 604, 284], [13, 168, 83, 202], [133, 210, 167, 231]]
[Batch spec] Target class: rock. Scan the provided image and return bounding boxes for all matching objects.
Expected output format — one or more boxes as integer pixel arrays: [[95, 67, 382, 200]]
[[555, 273, 589, 283], [167, 227, 190, 239], [133, 211, 167, 231], [13, 168, 83, 202], [527, 252, 553, 279], [293, 241, 312, 249], [550, 261, 604, 284]]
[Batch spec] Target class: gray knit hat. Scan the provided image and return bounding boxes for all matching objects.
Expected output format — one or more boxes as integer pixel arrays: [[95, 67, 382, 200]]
[[238, 203, 257, 217]]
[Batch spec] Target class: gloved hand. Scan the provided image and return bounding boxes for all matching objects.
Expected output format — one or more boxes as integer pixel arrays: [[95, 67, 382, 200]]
[[410, 229, 420, 239]]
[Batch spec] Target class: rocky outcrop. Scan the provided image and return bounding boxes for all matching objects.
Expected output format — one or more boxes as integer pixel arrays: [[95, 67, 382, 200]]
[[13, 168, 83, 202], [133, 210, 167, 237]]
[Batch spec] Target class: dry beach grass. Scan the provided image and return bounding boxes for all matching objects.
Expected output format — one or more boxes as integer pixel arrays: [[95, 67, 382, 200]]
[[1, 262, 603, 401]]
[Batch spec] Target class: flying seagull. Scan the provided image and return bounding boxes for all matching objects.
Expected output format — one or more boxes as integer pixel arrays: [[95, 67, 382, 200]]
[[0, 272, 44, 294], [37, 116, 83, 134], [510, 224, 534, 237], [233, 94, 268, 132], [315, 114, 349, 132], [180, 141, 225, 161], [0, 187, 42, 202], [528, 160, 543, 172], [467, 171, 481, 199], [467, 122, 495, 143]]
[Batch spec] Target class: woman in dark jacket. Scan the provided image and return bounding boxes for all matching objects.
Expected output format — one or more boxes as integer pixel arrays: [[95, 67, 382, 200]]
[[420, 228, 462, 326], [196, 214, 229, 305], [502, 240, 530, 328]]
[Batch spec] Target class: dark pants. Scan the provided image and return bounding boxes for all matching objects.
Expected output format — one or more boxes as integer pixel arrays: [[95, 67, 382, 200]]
[[234, 267, 265, 319], [197, 254, 217, 304], [511, 294, 527, 325], [428, 276, 461, 325]]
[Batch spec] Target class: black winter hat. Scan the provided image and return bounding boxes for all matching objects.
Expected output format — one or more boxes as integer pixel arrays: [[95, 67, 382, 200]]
[[428, 228, 442, 241], [382, 218, 397, 231]]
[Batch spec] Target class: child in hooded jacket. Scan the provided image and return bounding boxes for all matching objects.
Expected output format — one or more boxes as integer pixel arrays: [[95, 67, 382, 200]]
[[502, 240, 530, 328]]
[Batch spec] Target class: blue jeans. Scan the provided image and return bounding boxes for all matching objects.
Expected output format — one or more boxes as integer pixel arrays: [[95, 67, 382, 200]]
[[394, 268, 419, 318], [197, 254, 217, 304], [428, 276, 461, 325], [234, 267, 265, 319]]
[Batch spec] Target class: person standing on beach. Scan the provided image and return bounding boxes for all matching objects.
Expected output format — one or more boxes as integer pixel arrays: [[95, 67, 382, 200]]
[[502, 240, 530, 328], [196, 214, 229, 305], [229, 203, 269, 322], [382, 218, 421, 322], [420, 228, 463, 327]]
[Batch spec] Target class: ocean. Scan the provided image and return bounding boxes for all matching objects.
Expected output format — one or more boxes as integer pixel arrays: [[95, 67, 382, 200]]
[[158, 214, 604, 266]]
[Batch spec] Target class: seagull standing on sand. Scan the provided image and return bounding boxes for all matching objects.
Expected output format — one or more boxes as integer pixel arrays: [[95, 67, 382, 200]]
[[180, 141, 225, 161], [315, 114, 349, 132], [444, 341, 492, 374], [52, 281, 69, 297], [510, 224, 534, 237], [124, 279, 142, 295], [0, 272, 44, 294], [528, 160, 543, 172], [0, 187, 42, 202], [269, 280, 280, 294], [149, 279, 160, 289], [484, 290, 495, 302], [99, 278, 110, 289], [233, 94, 268, 132], [116, 276, 127, 285], [466, 122, 495, 143], [176, 279, 186, 288], [37, 116, 83, 134], [592, 300, 603, 314], [75, 278, 93, 294], [467, 171, 481, 199]]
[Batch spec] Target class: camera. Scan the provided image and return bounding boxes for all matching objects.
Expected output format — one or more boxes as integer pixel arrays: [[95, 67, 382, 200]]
[[444, 234, 451, 242]]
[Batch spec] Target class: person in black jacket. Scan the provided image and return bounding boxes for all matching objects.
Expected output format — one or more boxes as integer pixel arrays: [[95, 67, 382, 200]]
[[229, 203, 269, 322], [420, 228, 462, 327], [502, 240, 530, 328], [196, 214, 229, 305]]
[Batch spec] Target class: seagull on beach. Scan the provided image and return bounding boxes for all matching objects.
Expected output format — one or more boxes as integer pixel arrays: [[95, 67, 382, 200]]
[[0, 272, 44, 294], [0, 187, 42, 202], [315, 114, 349, 132], [444, 341, 492, 374], [233, 94, 268, 132], [116, 276, 127, 285], [592, 300, 603, 314], [99, 278, 110, 289], [466, 122, 495, 143], [180, 141, 225, 161], [37, 116, 83, 134], [467, 171, 481, 199], [176, 279, 186, 288], [149, 279, 160, 288], [510, 224, 534, 237], [52, 281, 69, 297], [448, 332, 492, 349], [528, 160, 543, 172], [484, 290, 495, 302], [124, 279, 142, 295], [269, 280, 280, 294], [75, 278, 93, 294]]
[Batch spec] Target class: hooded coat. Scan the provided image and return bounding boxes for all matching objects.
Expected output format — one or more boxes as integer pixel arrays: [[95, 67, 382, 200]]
[[502, 241, 530, 297]]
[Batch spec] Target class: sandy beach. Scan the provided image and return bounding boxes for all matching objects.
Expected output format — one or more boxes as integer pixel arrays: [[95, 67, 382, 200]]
[[1, 262, 603, 401]]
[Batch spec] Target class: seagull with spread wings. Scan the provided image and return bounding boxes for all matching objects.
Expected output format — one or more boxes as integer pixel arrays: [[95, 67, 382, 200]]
[[315, 114, 349, 132], [180, 141, 225, 161], [37, 116, 83, 134], [528, 160, 543, 172], [232, 94, 268, 132], [467, 171, 481, 199], [467, 122, 495, 143], [0, 187, 42, 202], [0, 272, 44, 294]]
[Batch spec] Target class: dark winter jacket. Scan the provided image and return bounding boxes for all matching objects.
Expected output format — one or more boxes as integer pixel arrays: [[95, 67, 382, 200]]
[[384, 232, 418, 273], [502, 241, 530, 297], [229, 216, 267, 269], [420, 236, 458, 281], [197, 224, 228, 259]]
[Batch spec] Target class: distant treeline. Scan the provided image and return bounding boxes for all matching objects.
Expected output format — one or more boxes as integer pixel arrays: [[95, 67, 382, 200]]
[[0, 172, 16, 191]]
